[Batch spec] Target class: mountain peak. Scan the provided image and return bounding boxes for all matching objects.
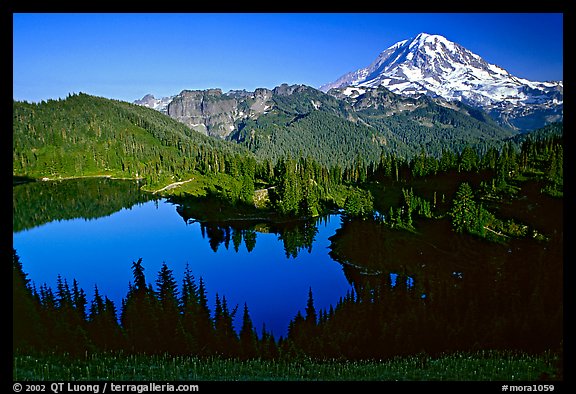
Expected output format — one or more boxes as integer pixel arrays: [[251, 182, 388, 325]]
[[412, 32, 438, 43], [320, 33, 562, 131], [134, 93, 175, 114]]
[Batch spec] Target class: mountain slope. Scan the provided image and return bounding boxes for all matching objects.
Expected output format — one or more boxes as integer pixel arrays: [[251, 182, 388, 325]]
[[13, 93, 253, 184], [136, 83, 517, 167], [330, 85, 515, 155], [320, 32, 563, 132], [235, 84, 514, 163]]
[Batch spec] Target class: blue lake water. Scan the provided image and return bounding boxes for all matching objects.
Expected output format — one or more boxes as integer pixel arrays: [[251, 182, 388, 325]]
[[13, 197, 353, 338]]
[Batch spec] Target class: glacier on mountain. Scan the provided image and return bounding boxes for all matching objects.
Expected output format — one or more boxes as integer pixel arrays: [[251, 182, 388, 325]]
[[320, 33, 562, 131]]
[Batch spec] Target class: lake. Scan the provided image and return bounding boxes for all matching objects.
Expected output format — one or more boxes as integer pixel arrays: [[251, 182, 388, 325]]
[[12, 178, 353, 338], [12, 176, 563, 354]]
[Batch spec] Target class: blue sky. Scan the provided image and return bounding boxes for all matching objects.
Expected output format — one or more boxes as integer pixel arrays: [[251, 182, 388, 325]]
[[13, 13, 563, 103]]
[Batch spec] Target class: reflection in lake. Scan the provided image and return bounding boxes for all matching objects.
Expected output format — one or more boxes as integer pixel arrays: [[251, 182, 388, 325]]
[[13, 178, 152, 232], [174, 194, 320, 259], [12, 179, 352, 338], [324, 214, 562, 357]]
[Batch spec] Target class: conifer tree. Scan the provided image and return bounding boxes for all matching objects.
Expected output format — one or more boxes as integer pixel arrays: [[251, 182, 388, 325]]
[[450, 182, 476, 233], [194, 277, 214, 355], [239, 303, 258, 359], [305, 287, 317, 326], [459, 146, 479, 172], [131, 257, 146, 291], [72, 279, 87, 322], [232, 229, 243, 253], [121, 258, 162, 353], [180, 263, 201, 353], [13, 249, 43, 351], [259, 323, 279, 360], [88, 285, 123, 351], [214, 295, 239, 356], [156, 262, 185, 353], [243, 229, 257, 253]]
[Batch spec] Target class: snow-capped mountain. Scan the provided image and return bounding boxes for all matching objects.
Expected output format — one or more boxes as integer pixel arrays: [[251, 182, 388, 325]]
[[134, 94, 175, 114], [320, 33, 563, 131]]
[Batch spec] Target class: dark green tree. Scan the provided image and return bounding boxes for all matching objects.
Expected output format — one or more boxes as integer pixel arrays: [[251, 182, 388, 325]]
[[195, 277, 215, 355], [459, 146, 479, 172], [450, 182, 476, 233], [71, 279, 87, 322], [259, 323, 279, 360], [232, 229, 243, 253], [277, 158, 302, 216], [13, 249, 43, 351], [156, 262, 186, 353], [239, 303, 258, 359], [343, 188, 374, 219], [243, 229, 257, 253], [54, 275, 89, 354], [88, 285, 123, 351], [439, 148, 458, 172], [305, 287, 317, 326], [121, 258, 162, 353], [180, 263, 200, 353], [213, 294, 239, 356], [132, 257, 146, 291]]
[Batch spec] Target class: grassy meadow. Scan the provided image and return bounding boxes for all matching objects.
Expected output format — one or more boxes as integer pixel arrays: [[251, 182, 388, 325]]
[[13, 350, 561, 381]]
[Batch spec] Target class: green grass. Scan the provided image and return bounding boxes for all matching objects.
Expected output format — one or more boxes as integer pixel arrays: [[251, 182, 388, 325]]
[[13, 350, 561, 381], [156, 172, 239, 197]]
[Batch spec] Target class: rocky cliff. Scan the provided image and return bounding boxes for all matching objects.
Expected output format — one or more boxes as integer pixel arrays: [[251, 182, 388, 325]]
[[163, 88, 273, 138]]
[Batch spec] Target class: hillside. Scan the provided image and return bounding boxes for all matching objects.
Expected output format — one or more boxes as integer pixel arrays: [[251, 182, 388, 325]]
[[340, 86, 517, 156], [230, 85, 411, 167], [13, 93, 253, 186], [231, 84, 515, 166], [14, 87, 521, 186]]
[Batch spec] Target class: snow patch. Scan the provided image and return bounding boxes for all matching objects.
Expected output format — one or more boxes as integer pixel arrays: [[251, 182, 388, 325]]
[[342, 86, 366, 97]]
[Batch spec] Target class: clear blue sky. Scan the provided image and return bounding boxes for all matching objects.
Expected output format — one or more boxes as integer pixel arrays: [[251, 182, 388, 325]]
[[13, 13, 563, 103]]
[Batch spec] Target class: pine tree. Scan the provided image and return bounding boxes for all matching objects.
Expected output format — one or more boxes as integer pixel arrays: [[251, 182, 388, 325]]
[[194, 277, 215, 355], [71, 279, 87, 322], [232, 229, 243, 253], [121, 259, 162, 353], [459, 146, 479, 172], [180, 263, 200, 353], [277, 158, 302, 215], [181, 263, 199, 313], [132, 257, 146, 291], [156, 262, 185, 353], [214, 295, 238, 356], [13, 249, 43, 351], [450, 182, 477, 233], [259, 323, 279, 360], [243, 229, 257, 253], [305, 287, 317, 326], [88, 285, 123, 351], [54, 275, 89, 354], [239, 303, 258, 359]]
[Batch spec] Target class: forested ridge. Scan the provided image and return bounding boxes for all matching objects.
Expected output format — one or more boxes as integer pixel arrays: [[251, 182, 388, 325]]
[[233, 110, 398, 167], [231, 84, 516, 166], [14, 88, 516, 188], [356, 95, 515, 156], [13, 93, 253, 186], [13, 92, 563, 223]]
